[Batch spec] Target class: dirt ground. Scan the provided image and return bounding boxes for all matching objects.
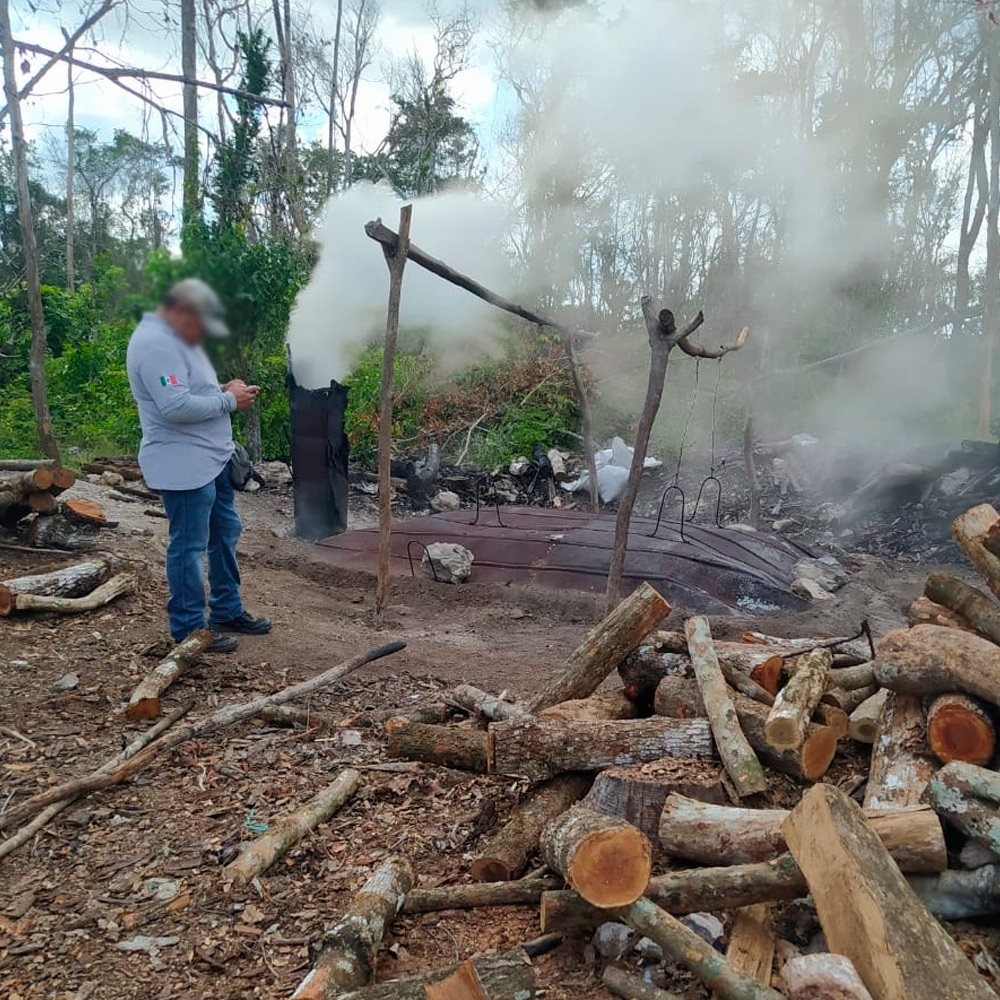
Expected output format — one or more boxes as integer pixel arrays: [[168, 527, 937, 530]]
[[0, 479, 982, 999]]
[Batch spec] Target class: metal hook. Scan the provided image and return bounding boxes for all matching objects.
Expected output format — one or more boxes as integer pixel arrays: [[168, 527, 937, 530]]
[[648, 484, 687, 542], [468, 474, 507, 527], [406, 539, 439, 581], [692, 475, 724, 528]]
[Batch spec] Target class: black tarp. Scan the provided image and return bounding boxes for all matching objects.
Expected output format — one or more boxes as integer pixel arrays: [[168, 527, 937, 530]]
[[288, 374, 349, 539]]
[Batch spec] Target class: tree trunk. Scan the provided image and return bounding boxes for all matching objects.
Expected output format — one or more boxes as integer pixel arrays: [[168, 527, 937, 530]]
[[470, 773, 592, 882], [402, 878, 560, 914], [126, 630, 210, 720], [781, 954, 873, 1000], [224, 769, 361, 886], [924, 571, 1000, 646], [0, 557, 112, 615], [487, 716, 715, 783], [980, 18, 1000, 439], [764, 648, 832, 751], [180, 0, 199, 233], [11, 573, 134, 614], [540, 805, 651, 907], [527, 581, 670, 712], [326, 0, 344, 196], [385, 720, 487, 773], [926, 693, 996, 766], [291, 856, 414, 998], [65, 45, 75, 290], [863, 692, 937, 811], [848, 689, 888, 744], [926, 760, 1000, 858], [782, 784, 995, 1000]]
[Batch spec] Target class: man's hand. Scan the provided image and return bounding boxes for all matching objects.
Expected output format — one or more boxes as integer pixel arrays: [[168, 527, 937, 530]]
[[229, 382, 260, 411]]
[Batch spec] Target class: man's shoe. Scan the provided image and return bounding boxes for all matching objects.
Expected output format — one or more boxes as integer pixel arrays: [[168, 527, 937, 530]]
[[213, 611, 272, 636], [204, 631, 239, 654]]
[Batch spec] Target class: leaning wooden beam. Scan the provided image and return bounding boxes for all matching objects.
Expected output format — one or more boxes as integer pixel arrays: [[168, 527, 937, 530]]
[[782, 783, 995, 1000], [658, 794, 946, 872], [612, 896, 783, 1000], [0, 642, 406, 832], [385, 720, 488, 773], [924, 571, 1000, 645], [764, 647, 832, 751], [602, 967, 682, 1000], [782, 954, 873, 1000], [541, 805, 651, 907], [952, 504, 1000, 599], [126, 629, 211, 720], [402, 878, 561, 914], [685, 615, 767, 796], [527, 581, 670, 712], [926, 760, 1000, 856], [450, 683, 530, 721], [0, 556, 112, 615], [926, 692, 996, 765], [292, 856, 415, 998], [863, 692, 937, 811], [874, 624, 1000, 708], [9, 572, 135, 614], [470, 773, 592, 882], [487, 715, 715, 783], [0, 701, 192, 861], [224, 769, 362, 886]]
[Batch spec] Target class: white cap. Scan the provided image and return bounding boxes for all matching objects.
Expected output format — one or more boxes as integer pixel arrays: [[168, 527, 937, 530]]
[[166, 278, 230, 338]]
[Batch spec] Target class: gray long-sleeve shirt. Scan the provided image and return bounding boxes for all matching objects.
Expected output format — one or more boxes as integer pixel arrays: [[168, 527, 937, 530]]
[[126, 312, 237, 491]]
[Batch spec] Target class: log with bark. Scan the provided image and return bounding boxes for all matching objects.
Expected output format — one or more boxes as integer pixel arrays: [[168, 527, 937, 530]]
[[0, 468, 55, 495], [258, 705, 339, 731], [580, 759, 726, 840], [848, 689, 888, 744], [750, 656, 784, 696], [291, 856, 414, 998], [764, 647, 831, 751], [782, 783, 995, 1000], [952, 504, 1000, 599], [602, 967, 681, 1000], [332, 950, 536, 1000], [781, 954, 873, 1000], [126, 630, 211, 720], [924, 572, 1000, 646], [926, 693, 996, 765], [0, 642, 406, 832], [224, 769, 362, 886], [450, 684, 529, 722], [527, 581, 670, 712], [0, 556, 113, 615], [926, 760, 1000, 857], [8, 572, 135, 614], [874, 624, 1000, 708], [81, 458, 143, 481], [654, 677, 838, 781], [658, 794, 946, 873], [402, 878, 561, 914], [28, 511, 101, 550], [813, 703, 849, 738], [822, 684, 877, 714], [344, 704, 450, 728], [540, 805, 651, 907], [863, 692, 938, 811], [827, 663, 877, 692], [385, 720, 488, 773], [470, 773, 592, 882], [612, 897, 783, 1000], [908, 595, 974, 633], [685, 615, 767, 796], [907, 865, 1000, 921], [486, 716, 715, 783]]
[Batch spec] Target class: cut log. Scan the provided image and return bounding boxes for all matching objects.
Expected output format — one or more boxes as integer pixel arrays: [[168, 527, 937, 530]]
[[874, 624, 1000, 708], [764, 648, 831, 751], [926, 693, 996, 765], [224, 769, 362, 886], [259, 705, 338, 731], [344, 704, 449, 728], [0, 459, 57, 471], [603, 968, 682, 1000], [0, 557, 112, 615], [722, 904, 775, 991], [527, 581, 670, 712], [25, 491, 56, 514], [581, 759, 726, 840], [126, 631, 212, 720], [331, 950, 536, 1000], [813, 703, 848, 738], [926, 760, 1000, 856], [385, 721, 487, 773], [908, 865, 1000, 920], [450, 684, 530, 721], [539, 689, 640, 722], [612, 897, 784, 1000], [63, 497, 110, 525], [908, 595, 974, 632], [0, 468, 54, 493], [782, 954, 873, 1000], [81, 458, 143, 481], [654, 677, 837, 782], [685, 616, 767, 797], [28, 512, 101, 550], [487, 716, 715, 783], [827, 663, 876, 691], [424, 955, 534, 1000], [822, 684, 876, 714], [782, 783, 995, 1000], [0, 642, 406, 832], [658, 794, 946, 873], [848, 689, 888, 744], [959, 838, 1000, 869], [862, 692, 938, 811], [952, 504, 1000, 599], [540, 805, 651, 907], [619, 647, 693, 703], [6, 572, 134, 615], [924, 572, 1000, 646], [749, 656, 784, 696], [291, 856, 414, 998], [470, 773, 592, 882], [402, 878, 561, 914], [50, 466, 76, 492]]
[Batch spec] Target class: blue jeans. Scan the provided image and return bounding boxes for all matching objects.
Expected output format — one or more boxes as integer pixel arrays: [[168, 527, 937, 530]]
[[160, 468, 244, 641]]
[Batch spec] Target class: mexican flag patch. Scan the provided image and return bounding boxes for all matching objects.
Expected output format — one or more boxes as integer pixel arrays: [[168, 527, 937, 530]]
[[159, 374, 180, 387]]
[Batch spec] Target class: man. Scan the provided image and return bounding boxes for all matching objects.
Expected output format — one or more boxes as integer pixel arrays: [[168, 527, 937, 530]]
[[126, 278, 272, 653]]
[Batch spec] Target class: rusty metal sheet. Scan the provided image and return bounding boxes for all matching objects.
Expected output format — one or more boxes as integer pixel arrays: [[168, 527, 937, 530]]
[[313, 506, 812, 614]]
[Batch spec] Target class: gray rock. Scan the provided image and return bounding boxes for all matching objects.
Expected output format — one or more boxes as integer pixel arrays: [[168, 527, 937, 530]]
[[633, 936, 664, 961], [430, 490, 461, 513], [772, 518, 797, 532], [9, 659, 29, 670], [682, 912, 725, 950], [794, 556, 848, 591], [938, 468, 971, 497], [592, 921, 632, 959], [792, 577, 836, 602], [422, 542, 473, 584], [54, 672, 79, 692]]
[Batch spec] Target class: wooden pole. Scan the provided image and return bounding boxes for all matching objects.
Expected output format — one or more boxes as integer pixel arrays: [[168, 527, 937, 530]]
[[374, 204, 412, 617]]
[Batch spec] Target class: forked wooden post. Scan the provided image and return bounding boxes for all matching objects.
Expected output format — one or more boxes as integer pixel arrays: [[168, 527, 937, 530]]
[[375, 204, 413, 616]]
